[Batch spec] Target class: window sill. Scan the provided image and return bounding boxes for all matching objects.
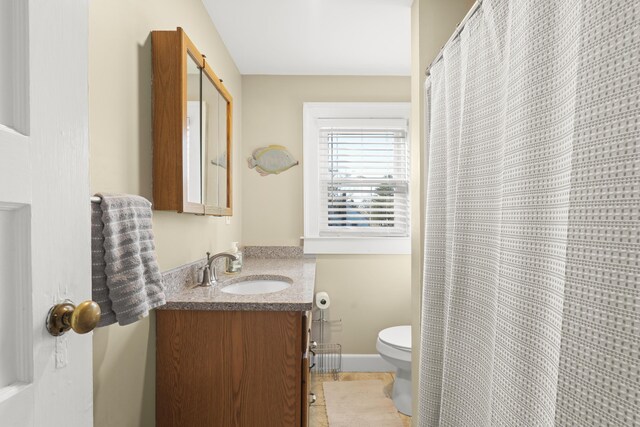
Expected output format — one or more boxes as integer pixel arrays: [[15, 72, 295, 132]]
[[303, 236, 411, 255]]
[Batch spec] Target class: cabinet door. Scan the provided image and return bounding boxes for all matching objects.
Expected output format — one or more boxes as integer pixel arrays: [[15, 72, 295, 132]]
[[302, 355, 310, 427], [157, 310, 303, 427], [202, 63, 232, 216], [185, 53, 203, 208]]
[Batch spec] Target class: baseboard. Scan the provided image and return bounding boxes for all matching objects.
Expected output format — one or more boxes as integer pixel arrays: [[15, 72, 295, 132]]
[[341, 354, 396, 372]]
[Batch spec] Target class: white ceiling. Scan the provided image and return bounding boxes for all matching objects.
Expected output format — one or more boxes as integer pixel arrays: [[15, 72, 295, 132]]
[[202, 0, 412, 76]]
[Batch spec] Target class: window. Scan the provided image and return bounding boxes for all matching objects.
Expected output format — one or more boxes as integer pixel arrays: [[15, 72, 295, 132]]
[[303, 103, 411, 254]]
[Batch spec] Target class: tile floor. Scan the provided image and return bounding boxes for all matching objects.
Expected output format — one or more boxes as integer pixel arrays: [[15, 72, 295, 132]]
[[309, 372, 411, 427]]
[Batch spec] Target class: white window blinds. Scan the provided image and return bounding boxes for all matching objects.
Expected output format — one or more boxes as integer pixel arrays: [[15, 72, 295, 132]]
[[317, 118, 410, 237]]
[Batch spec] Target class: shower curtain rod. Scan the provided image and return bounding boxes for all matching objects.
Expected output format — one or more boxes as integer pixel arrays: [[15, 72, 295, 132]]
[[425, 0, 483, 76]]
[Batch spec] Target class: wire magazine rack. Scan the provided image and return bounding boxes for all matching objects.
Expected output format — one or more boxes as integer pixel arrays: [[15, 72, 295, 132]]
[[312, 343, 342, 380], [312, 309, 342, 380]]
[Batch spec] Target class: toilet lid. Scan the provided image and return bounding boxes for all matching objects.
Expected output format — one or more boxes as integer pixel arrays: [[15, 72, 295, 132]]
[[379, 325, 411, 350]]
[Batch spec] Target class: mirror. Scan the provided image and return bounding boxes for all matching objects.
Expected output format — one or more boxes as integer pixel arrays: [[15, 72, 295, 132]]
[[202, 70, 220, 208], [202, 66, 231, 215], [151, 28, 233, 216], [185, 53, 202, 205]]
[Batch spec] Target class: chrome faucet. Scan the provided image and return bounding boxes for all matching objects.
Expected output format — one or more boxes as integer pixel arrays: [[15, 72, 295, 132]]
[[200, 251, 240, 287]]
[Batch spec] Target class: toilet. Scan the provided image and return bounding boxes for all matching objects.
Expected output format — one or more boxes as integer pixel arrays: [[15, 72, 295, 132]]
[[377, 325, 412, 416]]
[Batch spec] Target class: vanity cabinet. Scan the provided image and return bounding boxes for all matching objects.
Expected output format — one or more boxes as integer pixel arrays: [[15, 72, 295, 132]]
[[151, 27, 232, 216], [157, 310, 312, 427]]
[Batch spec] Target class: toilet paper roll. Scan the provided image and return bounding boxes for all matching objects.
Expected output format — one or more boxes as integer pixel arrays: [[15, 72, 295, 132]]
[[315, 292, 331, 310]]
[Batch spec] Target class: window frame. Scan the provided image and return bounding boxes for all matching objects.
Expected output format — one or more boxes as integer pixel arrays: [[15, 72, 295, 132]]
[[303, 102, 411, 255]]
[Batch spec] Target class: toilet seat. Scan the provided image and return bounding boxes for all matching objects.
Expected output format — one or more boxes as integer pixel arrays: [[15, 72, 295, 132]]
[[378, 325, 411, 351]]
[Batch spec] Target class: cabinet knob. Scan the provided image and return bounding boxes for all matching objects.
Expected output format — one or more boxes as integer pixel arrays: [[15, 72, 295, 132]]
[[46, 300, 101, 336], [309, 393, 317, 404]]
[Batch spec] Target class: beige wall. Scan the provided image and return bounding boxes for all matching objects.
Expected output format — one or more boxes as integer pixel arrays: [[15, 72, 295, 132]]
[[89, 0, 243, 425], [410, 0, 475, 421], [242, 75, 411, 354]]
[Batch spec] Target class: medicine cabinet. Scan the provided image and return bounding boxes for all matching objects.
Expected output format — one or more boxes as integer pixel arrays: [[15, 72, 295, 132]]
[[152, 27, 232, 216]]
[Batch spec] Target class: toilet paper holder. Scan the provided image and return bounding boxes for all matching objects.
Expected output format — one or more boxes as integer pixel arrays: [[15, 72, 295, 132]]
[[311, 302, 342, 380], [314, 291, 341, 323]]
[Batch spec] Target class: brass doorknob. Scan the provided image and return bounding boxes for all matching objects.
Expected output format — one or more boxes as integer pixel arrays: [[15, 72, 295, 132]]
[[46, 300, 101, 336]]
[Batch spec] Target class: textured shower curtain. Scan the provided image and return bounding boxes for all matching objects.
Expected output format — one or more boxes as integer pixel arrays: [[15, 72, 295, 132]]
[[419, 0, 639, 426]]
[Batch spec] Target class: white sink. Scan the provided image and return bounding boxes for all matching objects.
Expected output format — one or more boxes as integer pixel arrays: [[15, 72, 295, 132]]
[[220, 276, 291, 295]]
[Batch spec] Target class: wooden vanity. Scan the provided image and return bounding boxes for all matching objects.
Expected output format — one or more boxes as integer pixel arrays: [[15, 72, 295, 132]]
[[156, 253, 315, 427], [157, 310, 312, 426]]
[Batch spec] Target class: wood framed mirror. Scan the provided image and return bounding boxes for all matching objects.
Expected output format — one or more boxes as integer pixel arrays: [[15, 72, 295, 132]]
[[152, 27, 233, 216]]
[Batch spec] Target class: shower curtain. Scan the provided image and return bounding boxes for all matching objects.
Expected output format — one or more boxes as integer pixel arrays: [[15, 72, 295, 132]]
[[419, 0, 639, 426]]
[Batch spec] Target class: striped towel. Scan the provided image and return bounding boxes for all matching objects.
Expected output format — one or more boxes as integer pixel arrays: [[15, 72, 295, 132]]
[[91, 194, 165, 327]]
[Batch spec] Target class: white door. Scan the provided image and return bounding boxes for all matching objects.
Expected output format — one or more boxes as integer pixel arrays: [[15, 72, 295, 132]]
[[0, 0, 93, 426]]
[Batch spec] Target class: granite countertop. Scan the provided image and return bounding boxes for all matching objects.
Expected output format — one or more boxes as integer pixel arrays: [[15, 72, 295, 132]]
[[160, 252, 316, 312]]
